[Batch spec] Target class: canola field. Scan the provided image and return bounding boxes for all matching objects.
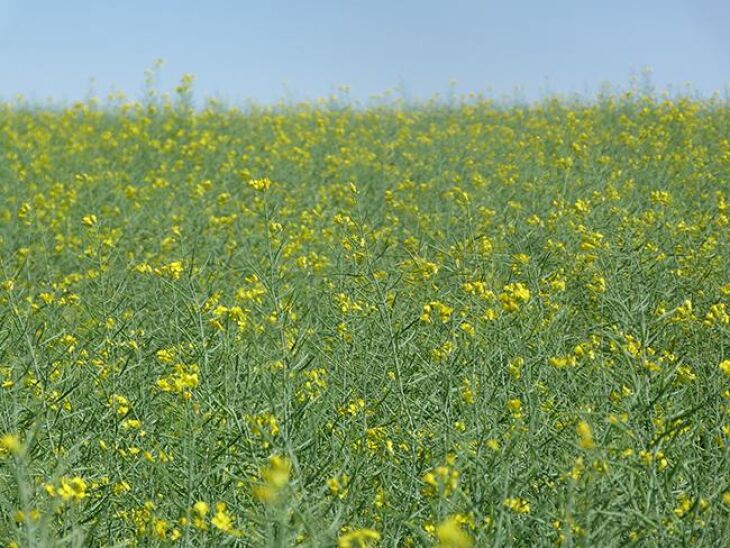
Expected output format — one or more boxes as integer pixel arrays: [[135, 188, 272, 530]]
[[1, 92, 730, 547]]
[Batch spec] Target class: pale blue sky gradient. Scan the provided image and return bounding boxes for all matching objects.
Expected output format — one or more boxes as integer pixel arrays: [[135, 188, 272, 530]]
[[0, 0, 728, 104]]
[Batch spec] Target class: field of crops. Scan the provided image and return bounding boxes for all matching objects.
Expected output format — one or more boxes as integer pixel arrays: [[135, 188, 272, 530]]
[[1, 90, 730, 546]]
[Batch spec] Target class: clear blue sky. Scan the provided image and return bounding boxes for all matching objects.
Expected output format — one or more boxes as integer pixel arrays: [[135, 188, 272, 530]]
[[0, 0, 728, 104]]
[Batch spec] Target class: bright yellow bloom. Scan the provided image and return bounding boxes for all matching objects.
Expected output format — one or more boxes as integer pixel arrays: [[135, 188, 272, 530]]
[[81, 214, 98, 227], [56, 476, 88, 503], [506, 398, 523, 419], [211, 502, 236, 533], [338, 528, 381, 547], [499, 282, 530, 312], [0, 433, 22, 456], [193, 500, 209, 517], [435, 516, 473, 548], [503, 497, 531, 514], [576, 420, 595, 450], [253, 455, 291, 504], [248, 177, 272, 191]]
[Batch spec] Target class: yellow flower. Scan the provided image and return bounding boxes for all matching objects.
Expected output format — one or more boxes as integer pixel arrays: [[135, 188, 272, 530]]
[[499, 282, 530, 312], [0, 433, 22, 456], [548, 355, 577, 369], [435, 517, 473, 548], [248, 177, 272, 191], [327, 474, 350, 499], [155, 260, 185, 281], [422, 465, 459, 498], [674, 493, 693, 518], [508, 356, 524, 380], [190, 500, 209, 530], [156, 363, 200, 399], [153, 519, 169, 539], [13, 509, 41, 524], [650, 190, 671, 206], [587, 274, 606, 293], [338, 528, 381, 547], [576, 420, 595, 450], [460, 378, 475, 404], [253, 455, 291, 504], [193, 500, 209, 517], [211, 502, 236, 534], [57, 476, 88, 503], [503, 497, 531, 514], [81, 214, 98, 227], [720, 359, 730, 377], [112, 481, 130, 495], [506, 398, 523, 419]]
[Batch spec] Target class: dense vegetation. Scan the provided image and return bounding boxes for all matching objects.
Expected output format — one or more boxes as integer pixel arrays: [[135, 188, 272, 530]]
[[1, 89, 730, 546]]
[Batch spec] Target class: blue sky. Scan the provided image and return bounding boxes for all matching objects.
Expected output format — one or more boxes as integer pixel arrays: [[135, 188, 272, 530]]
[[0, 0, 728, 104]]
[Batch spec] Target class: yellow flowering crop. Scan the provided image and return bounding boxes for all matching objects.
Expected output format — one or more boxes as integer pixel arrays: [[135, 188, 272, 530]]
[[1, 85, 729, 545]]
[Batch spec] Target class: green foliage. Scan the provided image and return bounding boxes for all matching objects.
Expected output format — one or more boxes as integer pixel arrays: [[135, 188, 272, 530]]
[[1, 92, 730, 546]]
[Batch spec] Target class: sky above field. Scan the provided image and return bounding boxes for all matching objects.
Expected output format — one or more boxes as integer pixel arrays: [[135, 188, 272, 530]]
[[0, 0, 728, 104]]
